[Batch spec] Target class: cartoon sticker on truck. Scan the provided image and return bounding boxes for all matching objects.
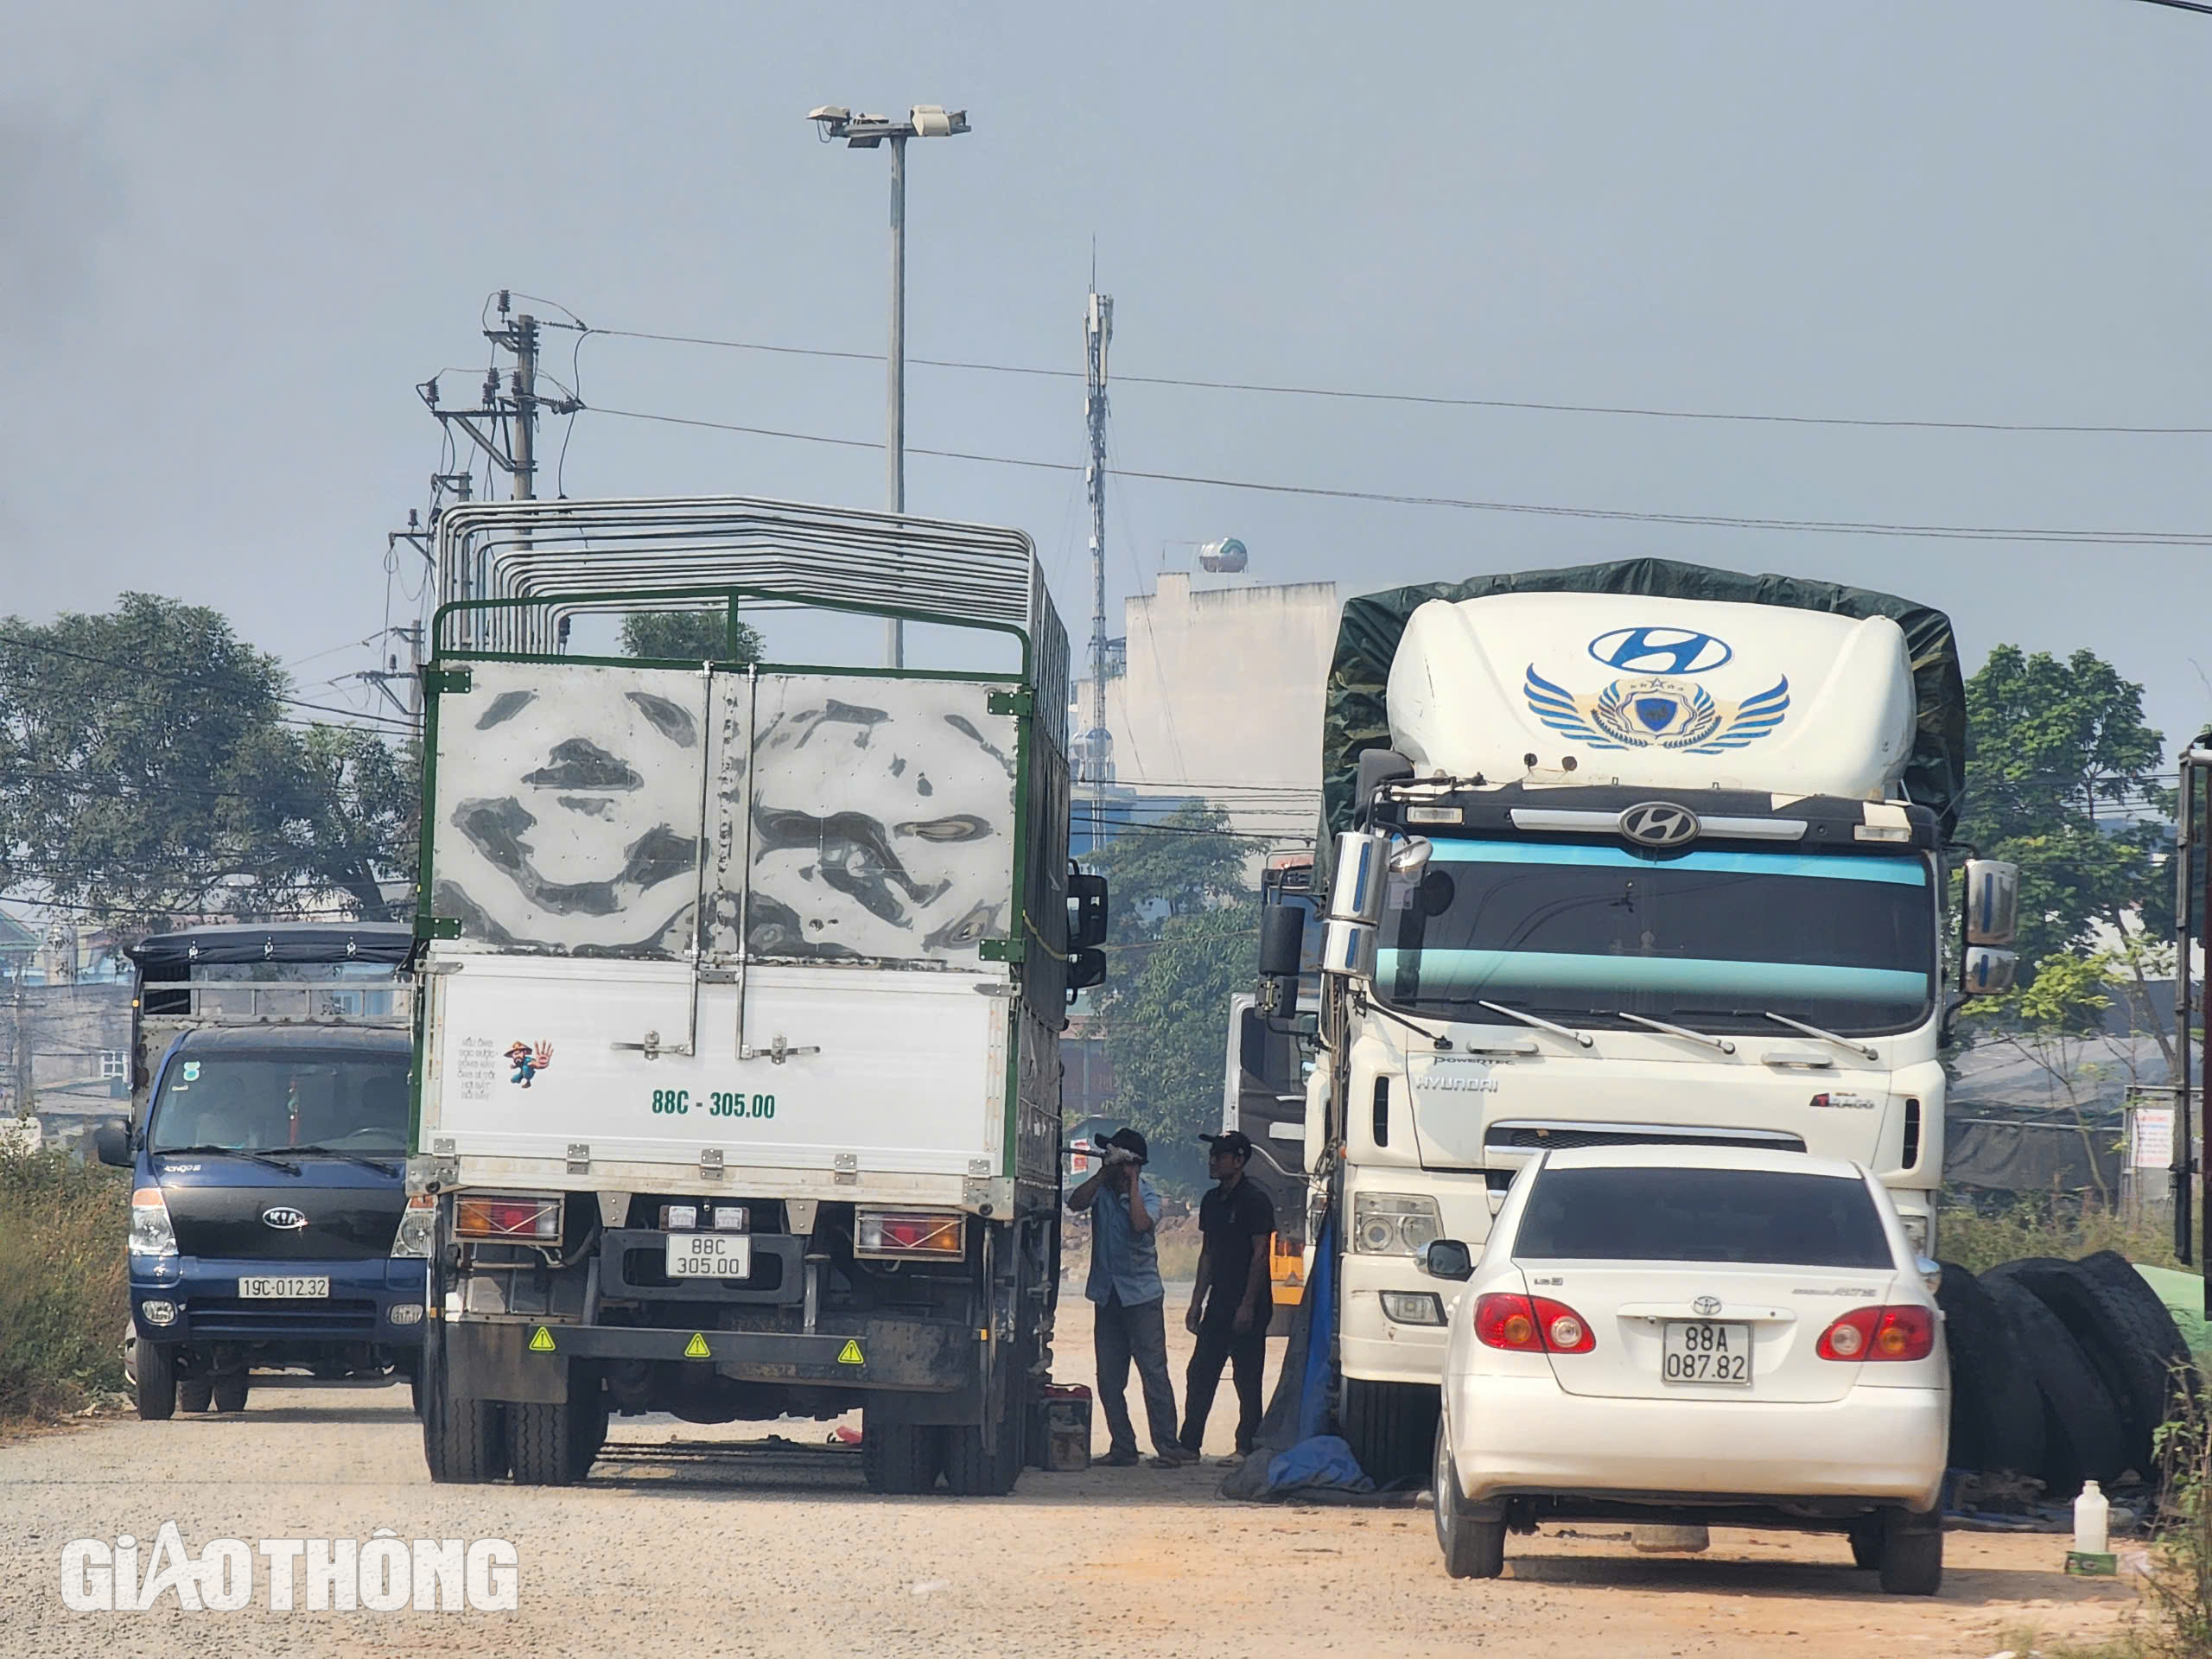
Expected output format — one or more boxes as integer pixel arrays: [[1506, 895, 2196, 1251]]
[[505, 1041, 553, 1087]]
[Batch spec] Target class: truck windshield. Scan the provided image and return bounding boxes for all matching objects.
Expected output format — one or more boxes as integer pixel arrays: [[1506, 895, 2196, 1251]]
[[148, 1052, 411, 1154], [1377, 840, 1934, 1037]]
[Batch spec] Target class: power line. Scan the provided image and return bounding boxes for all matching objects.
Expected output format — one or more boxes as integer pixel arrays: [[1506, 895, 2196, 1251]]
[[580, 404, 2212, 549], [2128, 0, 2212, 14], [587, 325, 2212, 437]]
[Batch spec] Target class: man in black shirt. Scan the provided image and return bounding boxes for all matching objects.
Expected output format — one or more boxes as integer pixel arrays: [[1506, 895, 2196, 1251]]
[[1178, 1130, 1276, 1461]]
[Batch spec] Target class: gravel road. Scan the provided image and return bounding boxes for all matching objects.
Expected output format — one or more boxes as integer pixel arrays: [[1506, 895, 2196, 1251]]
[[0, 1289, 2144, 1658]]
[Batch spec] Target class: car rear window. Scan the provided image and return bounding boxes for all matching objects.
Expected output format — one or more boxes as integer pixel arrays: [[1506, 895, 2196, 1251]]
[[1513, 1167, 1895, 1268]]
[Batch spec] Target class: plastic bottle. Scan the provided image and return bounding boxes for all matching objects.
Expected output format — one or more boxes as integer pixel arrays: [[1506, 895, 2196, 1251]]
[[2074, 1478, 2110, 1555]]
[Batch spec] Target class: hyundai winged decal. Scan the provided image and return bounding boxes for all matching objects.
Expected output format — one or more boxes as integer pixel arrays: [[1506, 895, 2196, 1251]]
[[1522, 626, 1789, 754]]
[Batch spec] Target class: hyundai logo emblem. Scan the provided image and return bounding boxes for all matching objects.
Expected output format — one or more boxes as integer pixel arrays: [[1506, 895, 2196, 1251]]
[[1692, 1294, 1723, 1318], [1618, 802, 1700, 848], [1589, 626, 1733, 676], [261, 1205, 308, 1231]]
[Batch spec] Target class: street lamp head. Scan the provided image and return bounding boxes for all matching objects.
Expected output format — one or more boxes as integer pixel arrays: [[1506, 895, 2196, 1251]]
[[910, 105, 969, 138]]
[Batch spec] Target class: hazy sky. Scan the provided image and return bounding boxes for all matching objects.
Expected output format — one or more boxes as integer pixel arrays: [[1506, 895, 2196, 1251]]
[[4, 2, 2207, 759]]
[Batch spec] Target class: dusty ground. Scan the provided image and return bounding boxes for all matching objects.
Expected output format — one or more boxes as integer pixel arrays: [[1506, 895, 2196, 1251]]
[[0, 1283, 2145, 1659]]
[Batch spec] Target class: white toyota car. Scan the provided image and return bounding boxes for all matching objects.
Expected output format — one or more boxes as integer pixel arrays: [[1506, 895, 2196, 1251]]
[[1427, 1144, 1948, 1594]]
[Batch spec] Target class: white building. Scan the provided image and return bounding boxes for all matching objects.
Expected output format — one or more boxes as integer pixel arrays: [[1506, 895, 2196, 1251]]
[[1069, 571, 1339, 850]]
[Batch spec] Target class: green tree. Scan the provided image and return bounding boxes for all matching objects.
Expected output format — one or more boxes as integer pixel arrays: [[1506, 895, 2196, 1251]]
[[1957, 645, 2173, 1056], [0, 594, 416, 928], [1088, 804, 1263, 1182], [1974, 948, 2146, 1205], [619, 609, 762, 664]]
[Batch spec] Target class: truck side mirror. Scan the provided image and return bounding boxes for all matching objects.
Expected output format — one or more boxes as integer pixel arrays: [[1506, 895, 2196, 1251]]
[[1417, 1238, 1475, 1281], [1257, 905, 1304, 979], [1963, 946, 2017, 997], [1964, 859, 2019, 947], [1068, 872, 1109, 952], [1066, 949, 1106, 994], [94, 1119, 133, 1168]]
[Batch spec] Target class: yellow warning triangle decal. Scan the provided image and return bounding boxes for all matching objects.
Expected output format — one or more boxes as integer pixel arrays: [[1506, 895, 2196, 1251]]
[[683, 1332, 711, 1360], [836, 1338, 864, 1365], [527, 1326, 555, 1353]]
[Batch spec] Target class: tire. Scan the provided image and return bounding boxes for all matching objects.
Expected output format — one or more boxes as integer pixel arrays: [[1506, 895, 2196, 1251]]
[[2072, 1251, 2196, 1412], [1980, 1273, 2129, 1496], [410, 1369, 424, 1419], [1433, 1420, 1504, 1580], [1340, 1376, 1440, 1490], [1990, 1258, 2181, 1477], [134, 1339, 176, 1421], [1878, 1510, 1942, 1596], [562, 1371, 607, 1482], [1847, 1516, 1882, 1571], [507, 1393, 592, 1486], [421, 1327, 508, 1484], [861, 1417, 946, 1495], [179, 1377, 213, 1414], [1936, 1262, 2046, 1477], [211, 1375, 250, 1414]]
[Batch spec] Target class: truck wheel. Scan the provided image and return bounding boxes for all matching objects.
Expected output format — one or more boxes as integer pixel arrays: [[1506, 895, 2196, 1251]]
[[562, 1371, 607, 1481], [1433, 1421, 1503, 1580], [507, 1401, 588, 1485], [212, 1375, 250, 1414], [179, 1378, 213, 1414], [1877, 1510, 1942, 1596], [135, 1340, 177, 1421], [943, 1409, 1023, 1497], [422, 1328, 508, 1484], [1340, 1376, 1438, 1489], [861, 1416, 946, 1495]]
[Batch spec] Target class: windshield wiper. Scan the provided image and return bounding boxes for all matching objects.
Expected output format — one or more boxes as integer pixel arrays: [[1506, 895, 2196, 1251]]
[[1618, 1012, 1737, 1055], [1760, 1010, 1879, 1062], [292, 1144, 403, 1175], [1356, 993, 1454, 1052], [1476, 1000, 1595, 1049], [154, 1144, 301, 1175]]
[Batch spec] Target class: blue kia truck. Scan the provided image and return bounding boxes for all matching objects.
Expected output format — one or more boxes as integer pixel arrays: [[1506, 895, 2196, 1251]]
[[98, 924, 429, 1419]]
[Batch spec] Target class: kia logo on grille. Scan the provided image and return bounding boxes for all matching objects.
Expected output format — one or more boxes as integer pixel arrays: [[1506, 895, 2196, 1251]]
[[1619, 802, 1700, 848], [261, 1205, 308, 1230], [1692, 1295, 1723, 1317]]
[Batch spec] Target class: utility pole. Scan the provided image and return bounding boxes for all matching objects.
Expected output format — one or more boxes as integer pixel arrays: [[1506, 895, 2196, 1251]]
[[512, 311, 538, 502], [806, 103, 972, 668], [1080, 287, 1115, 854]]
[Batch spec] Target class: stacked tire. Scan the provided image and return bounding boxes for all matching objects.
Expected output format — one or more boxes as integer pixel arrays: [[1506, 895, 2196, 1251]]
[[1939, 1254, 2193, 1499]]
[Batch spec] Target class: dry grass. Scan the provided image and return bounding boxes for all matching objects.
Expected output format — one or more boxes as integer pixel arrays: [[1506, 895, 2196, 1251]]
[[0, 1144, 128, 1427], [1940, 1194, 2183, 1277]]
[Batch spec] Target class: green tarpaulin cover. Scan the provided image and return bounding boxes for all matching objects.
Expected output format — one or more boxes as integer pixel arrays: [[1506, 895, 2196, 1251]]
[[2133, 1263, 2210, 1357], [1322, 558, 1967, 846]]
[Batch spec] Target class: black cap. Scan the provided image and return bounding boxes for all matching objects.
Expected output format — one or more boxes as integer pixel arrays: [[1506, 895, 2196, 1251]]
[[1095, 1127, 1148, 1163], [1200, 1130, 1255, 1160]]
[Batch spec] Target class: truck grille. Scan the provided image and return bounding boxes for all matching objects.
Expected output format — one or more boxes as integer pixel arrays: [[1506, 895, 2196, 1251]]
[[187, 1297, 380, 1337]]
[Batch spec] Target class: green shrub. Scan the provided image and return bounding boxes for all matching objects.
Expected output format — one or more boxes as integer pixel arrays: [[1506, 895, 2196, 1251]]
[[1940, 1192, 2181, 1277], [0, 1143, 129, 1425]]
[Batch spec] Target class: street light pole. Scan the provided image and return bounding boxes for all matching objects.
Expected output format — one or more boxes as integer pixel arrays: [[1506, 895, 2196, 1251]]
[[809, 103, 971, 669]]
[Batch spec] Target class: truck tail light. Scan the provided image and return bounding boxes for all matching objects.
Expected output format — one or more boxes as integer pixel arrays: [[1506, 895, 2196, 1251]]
[[453, 1195, 562, 1241], [1816, 1305, 1935, 1362], [855, 1210, 963, 1259], [1472, 1293, 1595, 1354]]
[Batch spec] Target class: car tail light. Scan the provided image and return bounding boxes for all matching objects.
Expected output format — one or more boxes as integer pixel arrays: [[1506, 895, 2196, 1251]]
[[855, 1209, 964, 1259], [1816, 1305, 1935, 1362], [1472, 1293, 1596, 1354], [453, 1195, 562, 1241]]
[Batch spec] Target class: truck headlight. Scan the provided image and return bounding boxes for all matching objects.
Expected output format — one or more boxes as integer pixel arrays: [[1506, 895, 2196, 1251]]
[[129, 1187, 178, 1257], [391, 1194, 435, 1258], [1352, 1192, 1442, 1256]]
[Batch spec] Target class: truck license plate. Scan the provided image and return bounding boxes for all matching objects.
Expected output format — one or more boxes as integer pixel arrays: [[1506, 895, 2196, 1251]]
[[238, 1276, 329, 1299], [665, 1234, 751, 1280], [1662, 1321, 1751, 1385]]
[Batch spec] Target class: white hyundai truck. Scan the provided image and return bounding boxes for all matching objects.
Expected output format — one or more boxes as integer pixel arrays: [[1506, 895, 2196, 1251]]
[[1253, 562, 2018, 1482], [403, 495, 1103, 1494]]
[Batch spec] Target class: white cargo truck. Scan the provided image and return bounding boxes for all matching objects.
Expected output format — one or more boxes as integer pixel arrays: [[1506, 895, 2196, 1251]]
[[404, 496, 1104, 1494], [1254, 563, 2018, 1481]]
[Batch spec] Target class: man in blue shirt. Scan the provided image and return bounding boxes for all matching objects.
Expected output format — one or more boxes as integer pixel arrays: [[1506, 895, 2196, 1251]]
[[1068, 1128, 1193, 1467]]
